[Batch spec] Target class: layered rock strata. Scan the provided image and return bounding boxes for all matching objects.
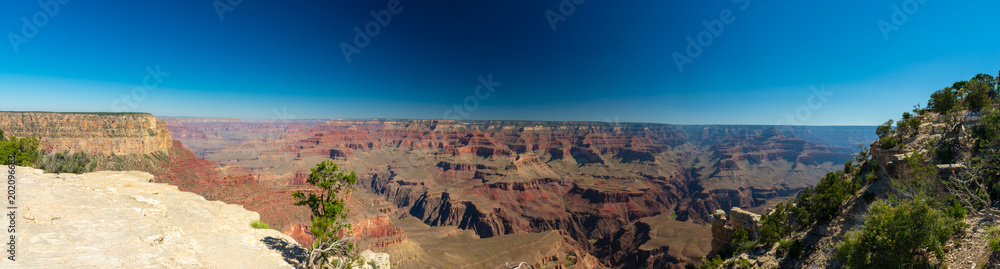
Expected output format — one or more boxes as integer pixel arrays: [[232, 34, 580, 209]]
[[0, 112, 173, 155]]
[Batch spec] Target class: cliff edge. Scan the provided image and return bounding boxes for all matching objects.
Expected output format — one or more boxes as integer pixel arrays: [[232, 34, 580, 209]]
[[5, 166, 301, 268]]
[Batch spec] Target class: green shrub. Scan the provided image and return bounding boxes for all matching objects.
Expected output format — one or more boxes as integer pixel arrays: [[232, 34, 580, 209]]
[[988, 225, 1000, 253], [842, 160, 853, 175], [972, 109, 1000, 154], [700, 255, 723, 269], [759, 202, 790, 246], [876, 120, 895, 139], [904, 118, 921, 133], [967, 109, 1000, 203], [942, 198, 968, 220], [966, 74, 995, 112], [928, 87, 959, 113], [793, 172, 858, 225], [730, 228, 755, 254], [733, 259, 753, 269], [837, 198, 961, 268], [933, 139, 957, 164], [250, 220, 270, 229], [879, 136, 900, 150], [0, 135, 40, 166], [777, 239, 802, 258], [864, 172, 877, 184], [37, 150, 92, 174], [790, 187, 813, 226]]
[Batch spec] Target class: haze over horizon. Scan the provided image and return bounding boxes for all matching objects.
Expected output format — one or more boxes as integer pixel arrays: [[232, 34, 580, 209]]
[[2, 1, 999, 125]]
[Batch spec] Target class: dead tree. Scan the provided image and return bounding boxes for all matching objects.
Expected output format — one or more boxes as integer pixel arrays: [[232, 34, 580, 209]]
[[945, 156, 1000, 221]]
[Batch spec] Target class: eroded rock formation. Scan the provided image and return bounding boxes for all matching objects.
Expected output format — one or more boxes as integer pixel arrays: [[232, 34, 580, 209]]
[[163, 118, 875, 268], [709, 207, 762, 255]]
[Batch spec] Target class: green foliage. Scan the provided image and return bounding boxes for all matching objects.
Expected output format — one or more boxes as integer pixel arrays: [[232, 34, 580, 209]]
[[933, 137, 958, 164], [793, 172, 859, 225], [972, 109, 1000, 154], [851, 144, 870, 167], [864, 172, 877, 184], [842, 160, 853, 175], [875, 119, 895, 139], [878, 136, 900, 150], [876, 119, 901, 149], [699, 255, 723, 269], [913, 103, 928, 116], [685, 263, 697, 269], [790, 187, 812, 226], [988, 225, 1000, 253], [730, 228, 754, 254], [250, 220, 270, 229], [37, 150, 92, 174], [966, 83, 992, 112], [942, 198, 968, 220], [892, 151, 942, 202], [292, 160, 359, 268], [0, 135, 40, 166], [730, 259, 752, 269], [777, 239, 802, 258], [966, 73, 997, 112], [836, 198, 961, 268], [928, 87, 959, 114], [758, 202, 790, 246], [897, 117, 921, 135], [996, 70, 1000, 100], [968, 109, 1000, 203]]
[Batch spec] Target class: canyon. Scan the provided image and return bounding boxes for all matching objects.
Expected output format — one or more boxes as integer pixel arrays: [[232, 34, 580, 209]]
[[0, 112, 877, 268], [163, 117, 876, 268]]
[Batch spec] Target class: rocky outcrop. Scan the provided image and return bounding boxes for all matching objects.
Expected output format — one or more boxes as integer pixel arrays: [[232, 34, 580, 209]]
[[12, 166, 300, 268], [0, 112, 173, 155], [710, 210, 733, 252], [709, 207, 761, 255]]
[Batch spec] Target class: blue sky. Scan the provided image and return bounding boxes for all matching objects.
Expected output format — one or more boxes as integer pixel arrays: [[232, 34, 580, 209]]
[[1, 0, 998, 125]]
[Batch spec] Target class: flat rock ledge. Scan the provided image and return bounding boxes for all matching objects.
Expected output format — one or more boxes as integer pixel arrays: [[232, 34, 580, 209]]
[[0, 167, 382, 268]]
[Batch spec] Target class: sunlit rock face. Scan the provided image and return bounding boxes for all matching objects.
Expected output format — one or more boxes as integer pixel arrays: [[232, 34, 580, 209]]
[[0, 112, 173, 155], [11, 167, 299, 268]]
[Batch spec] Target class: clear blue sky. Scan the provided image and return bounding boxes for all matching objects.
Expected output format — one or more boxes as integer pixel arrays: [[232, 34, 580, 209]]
[[1, 0, 998, 125]]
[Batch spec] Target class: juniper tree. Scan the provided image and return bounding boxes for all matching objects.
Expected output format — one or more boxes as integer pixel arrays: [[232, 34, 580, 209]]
[[292, 160, 360, 268]]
